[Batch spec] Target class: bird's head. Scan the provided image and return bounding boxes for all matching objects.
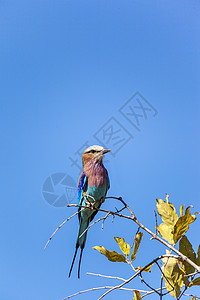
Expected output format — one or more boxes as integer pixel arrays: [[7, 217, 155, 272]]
[[82, 145, 111, 165]]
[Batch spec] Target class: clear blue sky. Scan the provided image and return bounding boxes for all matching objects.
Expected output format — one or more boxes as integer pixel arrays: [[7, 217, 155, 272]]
[[1, 1, 200, 299]]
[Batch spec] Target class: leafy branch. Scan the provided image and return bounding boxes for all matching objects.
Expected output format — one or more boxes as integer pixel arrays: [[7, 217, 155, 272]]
[[67, 195, 200, 273], [44, 194, 200, 299]]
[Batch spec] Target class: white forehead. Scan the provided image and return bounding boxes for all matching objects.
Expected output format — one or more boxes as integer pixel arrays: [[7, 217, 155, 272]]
[[83, 145, 104, 154]]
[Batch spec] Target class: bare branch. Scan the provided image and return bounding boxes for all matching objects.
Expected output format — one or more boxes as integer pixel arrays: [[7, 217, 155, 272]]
[[62, 286, 150, 300], [131, 226, 141, 248], [79, 213, 111, 238], [141, 287, 167, 298], [155, 260, 175, 293], [184, 270, 199, 277], [87, 272, 126, 281], [184, 293, 200, 299], [44, 209, 84, 250], [139, 273, 161, 296], [79, 202, 126, 239], [154, 210, 158, 235], [102, 213, 110, 230], [177, 286, 188, 300]]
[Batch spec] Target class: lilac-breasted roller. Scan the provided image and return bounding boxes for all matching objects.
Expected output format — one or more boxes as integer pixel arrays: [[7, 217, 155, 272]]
[[69, 145, 110, 278]]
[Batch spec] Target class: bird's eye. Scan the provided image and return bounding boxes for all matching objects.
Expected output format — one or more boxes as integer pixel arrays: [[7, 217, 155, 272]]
[[91, 150, 95, 153]]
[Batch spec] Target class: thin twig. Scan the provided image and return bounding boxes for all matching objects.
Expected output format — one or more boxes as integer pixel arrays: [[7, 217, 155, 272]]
[[160, 271, 163, 300], [141, 287, 167, 298], [44, 209, 84, 250], [130, 226, 141, 248], [140, 273, 161, 296], [102, 213, 110, 230], [97, 265, 150, 300], [184, 270, 199, 277], [178, 286, 188, 300], [62, 286, 149, 300], [87, 272, 126, 281], [79, 213, 111, 238], [128, 259, 160, 297], [184, 293, 200, 299], [135, 226, 141, 235], [158, 251, 172, 299], [155, 260, 175, 292], [154, 210, 158, 235]]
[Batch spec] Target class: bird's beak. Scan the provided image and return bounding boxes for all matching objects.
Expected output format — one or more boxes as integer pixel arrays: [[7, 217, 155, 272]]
[[102, 148, 111, 154]]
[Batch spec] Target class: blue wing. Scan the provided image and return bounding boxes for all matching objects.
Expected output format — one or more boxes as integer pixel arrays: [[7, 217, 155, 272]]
[[77, 171, 88, 221]]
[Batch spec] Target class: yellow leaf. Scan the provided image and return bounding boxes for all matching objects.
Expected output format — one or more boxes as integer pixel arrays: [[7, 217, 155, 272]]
[[179, 236, 196, 275], [131, 232, 143, 262], [114, 237, 130, 257], [156, 198, 178, 226], [136, 263, 153, 272], [189, 277, 200, 287], [180, 205, 184, 217], [173, 206, 196, 243], [93, 246, 126, 263], [157, 223, 174, 244], [143, 263, 153, 272], [166, 193, 169, 203], [162, 251, 184, 298], [133, 290, 141, 300]]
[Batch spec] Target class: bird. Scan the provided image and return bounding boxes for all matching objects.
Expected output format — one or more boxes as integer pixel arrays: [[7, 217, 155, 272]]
[[68, 145, 111, 278]]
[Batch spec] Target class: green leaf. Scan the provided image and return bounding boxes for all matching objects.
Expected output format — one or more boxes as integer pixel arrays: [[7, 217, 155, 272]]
[[93, 246, 127, 263], [162, 251, 184, 298], [189, 297, 197, 300], [189, 277, 200, 287], [179, 236, 196, 275], [114, 237, 130, 257], [156, 198, 178, 226], [173, 206, 196, 243], [131, 232, 143, 262], [133, 290, 141, 300], [196, 245, 200, 266], [157, 223, 174, 244]]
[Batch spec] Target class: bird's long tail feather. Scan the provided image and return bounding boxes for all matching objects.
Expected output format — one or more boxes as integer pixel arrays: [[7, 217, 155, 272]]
[[68, 219, 89, 278], [76, 219, 89, 277], [68, 246, 78, 278], [78, 248, 84, 278], [77, 219, 89, 249]]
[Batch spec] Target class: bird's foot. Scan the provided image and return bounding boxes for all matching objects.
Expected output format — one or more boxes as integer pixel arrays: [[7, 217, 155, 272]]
[[83, 193, 95, 207], [86, 201, 96, 209]]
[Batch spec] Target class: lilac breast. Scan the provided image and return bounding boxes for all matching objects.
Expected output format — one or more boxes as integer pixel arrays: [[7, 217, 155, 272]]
[[84, 161, 108, 187]]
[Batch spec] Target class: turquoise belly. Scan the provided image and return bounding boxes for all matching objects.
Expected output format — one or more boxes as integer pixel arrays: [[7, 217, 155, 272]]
[[81, 185, 107, 220], [86, 185, 107, 201]]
